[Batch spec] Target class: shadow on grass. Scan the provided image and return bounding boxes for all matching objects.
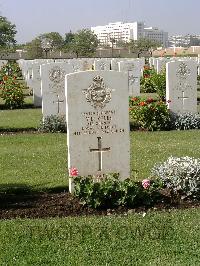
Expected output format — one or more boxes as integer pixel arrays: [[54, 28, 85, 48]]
[[0, 183, 68, 210], [0, 127, 38, 133], [0, 103, 41, 110]]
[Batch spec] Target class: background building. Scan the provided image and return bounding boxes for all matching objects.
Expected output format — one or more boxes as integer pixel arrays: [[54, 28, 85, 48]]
[[169, 34, 200, 47], [91, 21, 168, 47]]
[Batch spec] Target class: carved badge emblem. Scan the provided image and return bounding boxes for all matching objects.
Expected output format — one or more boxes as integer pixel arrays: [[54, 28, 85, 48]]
[[49, 67, 65, 83], [99, 62, 106, 70], [176, 62, 191, 80], [83, 75, 112, 109]]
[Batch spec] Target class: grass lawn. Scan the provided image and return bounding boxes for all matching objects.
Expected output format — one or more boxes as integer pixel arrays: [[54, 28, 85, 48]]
[[0, 133, 67, 191], [0, 102, 200, 265], [1, 130, 200, 191], [0, 108, 42, 131], [0, 208, 199, 265]]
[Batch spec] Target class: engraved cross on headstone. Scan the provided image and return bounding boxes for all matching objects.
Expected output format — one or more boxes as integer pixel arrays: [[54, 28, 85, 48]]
[[53, 94, 64, 114], [128, 74, 138, 85], [90, 137, 110, 171], [178, 91, 189, 109]]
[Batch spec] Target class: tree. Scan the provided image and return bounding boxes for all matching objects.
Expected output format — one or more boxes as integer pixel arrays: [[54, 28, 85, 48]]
[[39, 32, 64, 51], [25, 38, 43, 59], [128, 38, 159, 58], [62, 31, 75, 53], [115, 39, 127, 48], [70, 29, 99, 57], [25, 32, 64, 59], [64, 31, 75, 45], [0, 16, 17, 48]]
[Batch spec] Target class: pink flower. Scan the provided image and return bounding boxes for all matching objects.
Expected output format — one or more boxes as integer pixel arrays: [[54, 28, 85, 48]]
[[142, 179, 150, 189], [69, 167, 79, 177]]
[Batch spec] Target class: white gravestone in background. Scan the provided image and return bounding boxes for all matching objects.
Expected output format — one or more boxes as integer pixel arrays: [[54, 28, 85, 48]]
[[166, 60, 197, 113], [41, 63, 73, 118], [0, 60, 8, 69], [32, 63, 42, 107], [118, 60, 140, 96], [93, 59, 110, 71], [82, 59, 94, 70], [156, 58, 168, 73], [66, 71, 130, 192], [111, 58, 121, 71]]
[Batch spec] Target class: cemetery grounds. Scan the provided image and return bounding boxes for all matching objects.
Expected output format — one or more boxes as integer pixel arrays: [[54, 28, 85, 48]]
[[0, 77, 200, 265]]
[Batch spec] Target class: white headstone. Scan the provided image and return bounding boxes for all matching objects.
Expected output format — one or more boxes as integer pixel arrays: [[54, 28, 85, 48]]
[[0, 60, 8, 69], [82, 59, 94, 71], [31, 62, 42, 107], [166, 60, 197, 113], [110, 58, 121, 71], [93, 59, 110, 71], [41, 63, 73, 118], [65, 71, 130, 192], [156, 58, 168, 73], [118, 60, 140, 96]]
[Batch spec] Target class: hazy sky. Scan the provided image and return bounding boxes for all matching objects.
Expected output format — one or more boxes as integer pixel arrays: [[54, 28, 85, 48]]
[[0, 0, 199, 43]]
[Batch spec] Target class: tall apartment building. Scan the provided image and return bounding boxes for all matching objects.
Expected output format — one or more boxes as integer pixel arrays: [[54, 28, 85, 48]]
[[169, 34, 200, 47], [91, 21, 168, 47]]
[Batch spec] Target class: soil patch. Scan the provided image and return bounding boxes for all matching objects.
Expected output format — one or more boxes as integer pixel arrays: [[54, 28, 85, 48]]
[[0, 192, 199, 219]]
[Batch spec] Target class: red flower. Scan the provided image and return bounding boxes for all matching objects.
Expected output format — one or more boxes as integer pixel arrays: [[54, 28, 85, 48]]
[[144, 74, 150, 78], [140, 101, 146, 106], [146, 98, 154, 103], [142, 179, 150, 189], [144, 65, 150, 70], [131, 97, 138, 102], [69, 167, 79, 177]]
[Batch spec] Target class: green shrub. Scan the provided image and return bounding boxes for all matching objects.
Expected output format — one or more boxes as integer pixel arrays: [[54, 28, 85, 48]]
[[140, 76, 157, 93], [38, 115, 67, 133], [73, 173, 163, 208], [169, 112, 200, 130], [129, 96, 170, 131], [140, 67, 166, 99], [150, 69, 166, 100], [0, 62, 22, 80], [0, 76, 25, 109], [140, 66, 157, 93], [151, 156, 200, 199]]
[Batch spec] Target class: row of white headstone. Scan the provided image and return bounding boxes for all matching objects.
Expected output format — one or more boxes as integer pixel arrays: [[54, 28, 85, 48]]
[[18, 57, 199, 117], [149, 57, 198, 113], [66, 59, 198, 191], [150, 56, 200, 75], [18, 58, 133, 192], [17, 58, 199, 192], [18, 58, 145, 119]]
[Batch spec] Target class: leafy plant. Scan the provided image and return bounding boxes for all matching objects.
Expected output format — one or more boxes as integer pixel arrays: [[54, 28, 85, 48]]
[[169, 112, 200, 130], [73, 173, 163, 208], [38, 115, 67, 133], [140, 66, 157, 93], [151, 156, 200, 199], [0, 75, 25, 108], [151, 69, 166, 100], [140, 67, 166, 99], [0, 62, 22, 79], [129, 96, 170, 131]]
